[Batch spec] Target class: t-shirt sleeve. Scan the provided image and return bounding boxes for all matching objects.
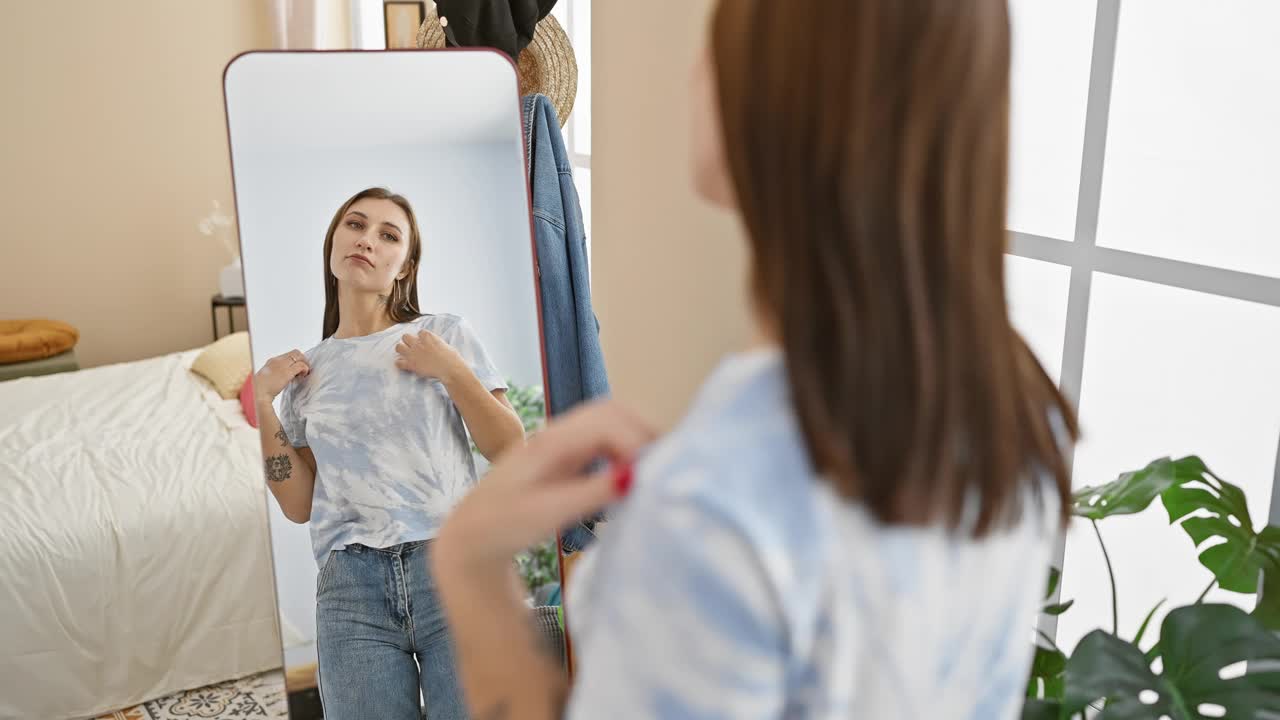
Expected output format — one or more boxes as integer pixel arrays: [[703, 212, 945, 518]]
[[275, 382, 308, 448], [564, 478, 788, 719], [444, 317, 508, 392]]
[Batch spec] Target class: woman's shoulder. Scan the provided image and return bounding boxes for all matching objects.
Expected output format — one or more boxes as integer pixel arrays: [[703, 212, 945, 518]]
[[625, 413, 825, 584], [301, 339, 327, 356], [411, 312, 466, 333], [302, 336, 344, 365], [574, 415, 827, 658], [622, 348, 823, 545]]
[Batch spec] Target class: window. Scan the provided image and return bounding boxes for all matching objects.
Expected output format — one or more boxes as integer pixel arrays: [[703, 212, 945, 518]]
[[549, 0, 592, 270], [1005, 0, 1280, 653]]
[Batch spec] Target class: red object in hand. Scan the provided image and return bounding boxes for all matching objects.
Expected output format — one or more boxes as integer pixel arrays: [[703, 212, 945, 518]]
[[613, 462, 634, 496], [239, 376, 259, 428]]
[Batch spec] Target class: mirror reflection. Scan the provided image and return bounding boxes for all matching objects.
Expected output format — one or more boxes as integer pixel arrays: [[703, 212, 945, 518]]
[[225, 49, 557, 718]]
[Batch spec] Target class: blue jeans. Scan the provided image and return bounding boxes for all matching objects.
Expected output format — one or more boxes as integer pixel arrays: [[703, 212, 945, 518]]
[[316, 540, 467, 720]]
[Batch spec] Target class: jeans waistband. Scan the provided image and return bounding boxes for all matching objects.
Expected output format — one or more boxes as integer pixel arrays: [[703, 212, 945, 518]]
[[345, 539, 430, 556]]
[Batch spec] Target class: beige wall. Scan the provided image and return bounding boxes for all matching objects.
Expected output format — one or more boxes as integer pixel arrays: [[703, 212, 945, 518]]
[[0, 2, 273, 369], [0, 0, 744, 403], [592, 0, 753, 429]]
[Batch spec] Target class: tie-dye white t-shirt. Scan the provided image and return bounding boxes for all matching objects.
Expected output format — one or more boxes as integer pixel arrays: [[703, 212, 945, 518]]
[[564, 348, 1061, 719], [277, 313, 506, 567]]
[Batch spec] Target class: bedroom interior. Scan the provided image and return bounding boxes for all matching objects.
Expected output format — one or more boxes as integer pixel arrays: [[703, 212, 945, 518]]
[[0, 2, 290, 719], [1, 1, 606, 718], [9, 0, 617, 712], [8, 0, 1275, 718]]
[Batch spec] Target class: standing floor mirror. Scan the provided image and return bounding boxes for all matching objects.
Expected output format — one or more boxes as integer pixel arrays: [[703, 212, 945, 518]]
[[224, 48, 564, 719]]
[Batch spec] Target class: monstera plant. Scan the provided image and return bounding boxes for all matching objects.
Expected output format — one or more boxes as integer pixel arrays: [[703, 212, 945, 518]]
[[1023, 456, 1280, 719]]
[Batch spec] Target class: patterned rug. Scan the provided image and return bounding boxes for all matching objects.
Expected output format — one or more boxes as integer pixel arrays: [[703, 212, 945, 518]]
[[94, 670, 288, 720]]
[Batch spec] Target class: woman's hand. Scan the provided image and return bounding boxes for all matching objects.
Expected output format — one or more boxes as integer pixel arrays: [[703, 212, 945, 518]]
[[434, 400, 657, 575], [395, 330, 465, 382], [254, 350, 310, 408], [430, 400, 655, 720]]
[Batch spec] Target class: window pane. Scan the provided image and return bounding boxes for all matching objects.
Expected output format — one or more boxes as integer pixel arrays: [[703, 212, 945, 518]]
[[1004, 254, 1071, 384], [1057, 273, 1280, 653], [1096, 0, 1280, 278], [1006, 0, 1095, 240], [572, 0, 590, 155]]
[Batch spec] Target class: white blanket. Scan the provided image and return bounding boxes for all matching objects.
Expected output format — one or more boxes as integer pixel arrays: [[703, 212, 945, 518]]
[[0, 350, 282, 720]]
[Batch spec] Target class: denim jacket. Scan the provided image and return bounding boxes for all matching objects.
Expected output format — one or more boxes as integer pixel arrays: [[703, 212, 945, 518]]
[[523, 93, 608, 555], [522, 93, 609, 415]]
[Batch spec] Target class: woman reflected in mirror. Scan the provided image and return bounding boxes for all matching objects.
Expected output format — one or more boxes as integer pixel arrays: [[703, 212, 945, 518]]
[[253, 187, 525, 720]]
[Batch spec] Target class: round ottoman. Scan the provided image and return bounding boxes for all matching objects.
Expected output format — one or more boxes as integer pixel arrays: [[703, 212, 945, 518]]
[[0, 319, 80, 364]]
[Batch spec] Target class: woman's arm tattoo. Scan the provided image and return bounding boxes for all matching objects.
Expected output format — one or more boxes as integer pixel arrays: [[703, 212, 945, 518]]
[[264, 454, 292, 482]]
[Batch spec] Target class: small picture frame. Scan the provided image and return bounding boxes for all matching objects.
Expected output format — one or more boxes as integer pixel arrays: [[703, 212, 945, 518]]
[[385, 1, 427, 50]]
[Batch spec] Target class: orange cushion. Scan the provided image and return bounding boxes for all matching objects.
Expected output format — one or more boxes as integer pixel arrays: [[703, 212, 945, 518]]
[[0, 319, 79, 364]]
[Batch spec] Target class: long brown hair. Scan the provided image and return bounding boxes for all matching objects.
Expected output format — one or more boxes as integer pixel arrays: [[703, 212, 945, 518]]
[[710, 0, 1078, 535], [321, 187, 424, 340]]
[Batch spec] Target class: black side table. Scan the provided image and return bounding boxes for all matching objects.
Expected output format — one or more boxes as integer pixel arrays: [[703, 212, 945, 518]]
[[212, 294, 246, 340]]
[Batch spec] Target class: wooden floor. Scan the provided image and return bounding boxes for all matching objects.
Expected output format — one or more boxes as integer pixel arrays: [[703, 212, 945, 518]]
[[285, 661, 318, 691], [284, 662, 323, 720]]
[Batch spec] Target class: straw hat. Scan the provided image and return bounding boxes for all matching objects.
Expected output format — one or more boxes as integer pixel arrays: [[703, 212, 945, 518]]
[[416, 1, 578, 127]]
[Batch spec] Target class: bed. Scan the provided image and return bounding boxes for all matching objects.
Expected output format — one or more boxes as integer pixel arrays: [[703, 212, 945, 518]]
[[0, 348, 282, 720]]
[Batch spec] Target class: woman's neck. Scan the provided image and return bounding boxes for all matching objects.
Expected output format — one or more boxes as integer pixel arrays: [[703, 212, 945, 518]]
[[747, 322, 780, 352], [747, 299, 782, 352], [333, 287, 397, 339]]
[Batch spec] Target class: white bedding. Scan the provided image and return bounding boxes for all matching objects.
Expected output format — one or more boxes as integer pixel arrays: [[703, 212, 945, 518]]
[[0, 349, 282, 720]]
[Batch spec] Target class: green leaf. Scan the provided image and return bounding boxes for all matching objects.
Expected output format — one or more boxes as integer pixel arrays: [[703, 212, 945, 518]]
[[1162, 487, 1236, 525], [1038, 566, 1072, 619], [1020, 698, 1065, 720], [1072, 456, 1207, 520], [1026, 639, 1068, 704], [1180, 516, 1245, 549], [1257, 560, 1280, 631], [1032, 645, 1066, 681], [1061, 631, 1155, 717], [1063, 603, 1280, 719], [1143, 641, 1160, 665], [1161, 473, 1280, 595], [1045, 566, 1061, 601], [1042, 600, 1074, 616], [1198, 536, 1264, 592], [1132, 598, 1165, 648], [1043, 676, 1065, 703]]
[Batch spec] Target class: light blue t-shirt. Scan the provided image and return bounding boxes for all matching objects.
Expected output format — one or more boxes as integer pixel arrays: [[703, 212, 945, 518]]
[[277, 313, 506, 567], [565, 348, 1059, 719]]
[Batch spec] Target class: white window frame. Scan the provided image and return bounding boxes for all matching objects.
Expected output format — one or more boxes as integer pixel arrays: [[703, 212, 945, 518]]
[[552, 0, 592, 272], [555, 0, 591, 172], [1022, 0, 1280, 641]]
